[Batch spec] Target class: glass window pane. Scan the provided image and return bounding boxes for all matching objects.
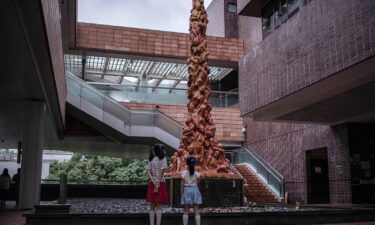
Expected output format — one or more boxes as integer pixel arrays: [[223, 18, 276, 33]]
[[227, 3, 237, 13]]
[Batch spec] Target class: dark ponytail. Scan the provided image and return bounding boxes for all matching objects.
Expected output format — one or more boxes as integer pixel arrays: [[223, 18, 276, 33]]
[[149, 144, 165, 161], [186, 156, 197, 176]]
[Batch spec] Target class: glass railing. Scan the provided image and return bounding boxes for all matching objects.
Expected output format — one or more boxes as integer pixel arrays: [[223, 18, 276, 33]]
[[231, 147, 284, 198], [66, 71, 183, 139], [91, 84, 239, 108]]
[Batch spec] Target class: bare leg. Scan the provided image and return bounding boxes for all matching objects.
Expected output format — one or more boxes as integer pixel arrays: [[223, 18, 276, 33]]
[[156, 203, 163, 225], [149, 203, 156, 225], [193, 204, 200, 225], [183, 205, 190, 225]]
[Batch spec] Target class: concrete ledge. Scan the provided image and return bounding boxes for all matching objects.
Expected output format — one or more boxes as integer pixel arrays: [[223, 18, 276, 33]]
[[34, 204, 70, 213], [24, 207, 375, 225]]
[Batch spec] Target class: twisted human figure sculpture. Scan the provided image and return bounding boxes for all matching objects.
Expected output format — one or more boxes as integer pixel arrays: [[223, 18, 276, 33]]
[[168, 0, 238, 179]]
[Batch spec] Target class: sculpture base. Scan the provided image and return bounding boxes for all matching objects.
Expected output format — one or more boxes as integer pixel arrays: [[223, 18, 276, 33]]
[[167, 178, 244, 207], [34, 204, 71, 213]]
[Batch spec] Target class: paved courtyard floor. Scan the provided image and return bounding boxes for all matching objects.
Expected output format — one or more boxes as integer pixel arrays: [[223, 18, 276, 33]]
[[1, 200, 375, 225]]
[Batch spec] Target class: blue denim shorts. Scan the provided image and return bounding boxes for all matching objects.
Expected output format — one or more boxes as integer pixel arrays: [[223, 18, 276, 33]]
[[181, 186, 202, 205]]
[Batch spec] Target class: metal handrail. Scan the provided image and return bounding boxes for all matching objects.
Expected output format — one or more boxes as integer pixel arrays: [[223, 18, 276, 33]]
[[230, 164, 246, 184], [241, 147, 283, 182], [67, 70, 132, 113], [90, 82, 240, 95], [66, 71, 183, 140], [232, 147, 284, 197]]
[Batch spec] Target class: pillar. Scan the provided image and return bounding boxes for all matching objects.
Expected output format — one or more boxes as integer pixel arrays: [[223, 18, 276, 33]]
[[19, 101, 46, 209]]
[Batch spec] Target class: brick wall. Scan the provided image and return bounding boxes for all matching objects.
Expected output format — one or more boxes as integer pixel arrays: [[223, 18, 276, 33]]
[[122, 102, 244, 142], [77, 22, 244, 62], [41, 0, 66, 123], [239, 0, 375, 115], [224, 0, 239, 38], [238, 15, 262, 53], [244, 118, 352, 204]]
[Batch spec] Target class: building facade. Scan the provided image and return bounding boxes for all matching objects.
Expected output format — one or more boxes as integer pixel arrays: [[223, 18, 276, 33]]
[[208, 0, 375, 204]]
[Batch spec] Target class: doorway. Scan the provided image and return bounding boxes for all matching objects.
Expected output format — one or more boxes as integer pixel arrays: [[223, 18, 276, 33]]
[[306, 148, 330, 203]]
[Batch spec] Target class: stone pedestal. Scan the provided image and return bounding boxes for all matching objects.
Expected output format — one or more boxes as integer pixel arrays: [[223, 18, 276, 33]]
[[34, 204, 70, 213], [168, 178, 244, 207]]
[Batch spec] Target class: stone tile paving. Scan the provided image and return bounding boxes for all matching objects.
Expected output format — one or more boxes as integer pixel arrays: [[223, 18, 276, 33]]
[[65, 198, 333, 214]]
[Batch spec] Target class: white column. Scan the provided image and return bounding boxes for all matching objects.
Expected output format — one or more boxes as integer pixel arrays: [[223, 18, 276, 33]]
[[19, 101, 46, 209]]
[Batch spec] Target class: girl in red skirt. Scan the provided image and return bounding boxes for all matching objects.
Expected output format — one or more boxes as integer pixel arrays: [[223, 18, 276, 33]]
[[146, 144, 168, 225]]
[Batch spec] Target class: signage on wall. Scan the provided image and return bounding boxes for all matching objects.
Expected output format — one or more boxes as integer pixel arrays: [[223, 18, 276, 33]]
[[314, 167, 322, 174]]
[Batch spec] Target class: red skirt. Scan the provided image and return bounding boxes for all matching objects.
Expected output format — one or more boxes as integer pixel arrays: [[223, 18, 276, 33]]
[[146, 182, 168, 203]]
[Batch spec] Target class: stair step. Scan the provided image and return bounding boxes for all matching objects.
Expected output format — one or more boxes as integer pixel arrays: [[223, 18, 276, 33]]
[[236, 165, 279, 204]]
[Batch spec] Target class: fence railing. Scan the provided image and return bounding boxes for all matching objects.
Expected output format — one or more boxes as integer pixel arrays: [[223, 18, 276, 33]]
[[41, 179, 147, 185], [231, 147, 284, 198], [90, 81, 239, 108], [66, 71, 183, 140]]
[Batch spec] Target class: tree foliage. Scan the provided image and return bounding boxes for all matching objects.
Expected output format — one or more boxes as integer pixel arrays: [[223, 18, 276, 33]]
[[48, 153, 148, 183]]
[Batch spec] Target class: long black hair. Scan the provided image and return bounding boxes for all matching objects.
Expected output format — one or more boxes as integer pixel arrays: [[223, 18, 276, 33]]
[[1, 168, 10, 178], [149, 144, 166, 161], [186, 156, 197, 176]]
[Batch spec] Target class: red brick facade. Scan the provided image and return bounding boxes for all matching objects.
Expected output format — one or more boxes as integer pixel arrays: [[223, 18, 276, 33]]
[[244, 118, 351, 204], [122, 102, 244, 142], [41, 0, 66, 123], [235, 165, 279, 203], [76, 22, 244, 62], [234, 0, 375, 204], [239, 0, 375, 115]]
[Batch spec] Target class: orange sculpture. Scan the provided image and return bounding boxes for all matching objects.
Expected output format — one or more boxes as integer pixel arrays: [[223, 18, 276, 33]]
[[168, 0, 238, 179]]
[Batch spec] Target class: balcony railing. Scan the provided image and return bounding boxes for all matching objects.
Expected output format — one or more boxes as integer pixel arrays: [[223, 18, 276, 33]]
[[90, 83, 239, 108]]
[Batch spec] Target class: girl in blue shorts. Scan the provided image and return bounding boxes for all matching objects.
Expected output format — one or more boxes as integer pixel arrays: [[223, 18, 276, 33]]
[[180, 156, 202, 225]]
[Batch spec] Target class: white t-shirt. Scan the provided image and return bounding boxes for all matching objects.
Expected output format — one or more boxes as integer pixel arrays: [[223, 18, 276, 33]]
[[148, 157, 168, 183], [181, 170, 200, 186], [0, 176, 11, 190]]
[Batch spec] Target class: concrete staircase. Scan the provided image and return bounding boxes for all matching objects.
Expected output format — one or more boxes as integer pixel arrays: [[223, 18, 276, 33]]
[[235, 165, 279, 203]]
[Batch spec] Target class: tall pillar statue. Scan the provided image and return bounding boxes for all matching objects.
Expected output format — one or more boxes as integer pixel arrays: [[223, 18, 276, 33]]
[[168, 0, 237, 178]]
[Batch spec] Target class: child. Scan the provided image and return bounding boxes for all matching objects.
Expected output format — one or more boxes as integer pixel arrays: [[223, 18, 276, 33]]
[[146, 144, 168, 225], [181, 156, 202, 225]]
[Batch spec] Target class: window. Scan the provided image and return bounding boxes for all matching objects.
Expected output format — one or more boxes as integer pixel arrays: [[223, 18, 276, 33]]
[[261, 0, 309, 39], [261, 1, 275, 38], [227, 3, 237, 13]]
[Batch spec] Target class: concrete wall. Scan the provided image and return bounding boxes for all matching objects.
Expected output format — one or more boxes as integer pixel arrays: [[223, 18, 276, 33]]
[[206, 0, 225, 37], [239, 0, 375, 115], [207, 0, 239, 38], [77, 22, 244, 62], [122, 102, 244, 142]]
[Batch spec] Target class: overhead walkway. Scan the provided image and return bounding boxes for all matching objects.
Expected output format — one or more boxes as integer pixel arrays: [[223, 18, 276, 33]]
[[66, 71, 183, 151]]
